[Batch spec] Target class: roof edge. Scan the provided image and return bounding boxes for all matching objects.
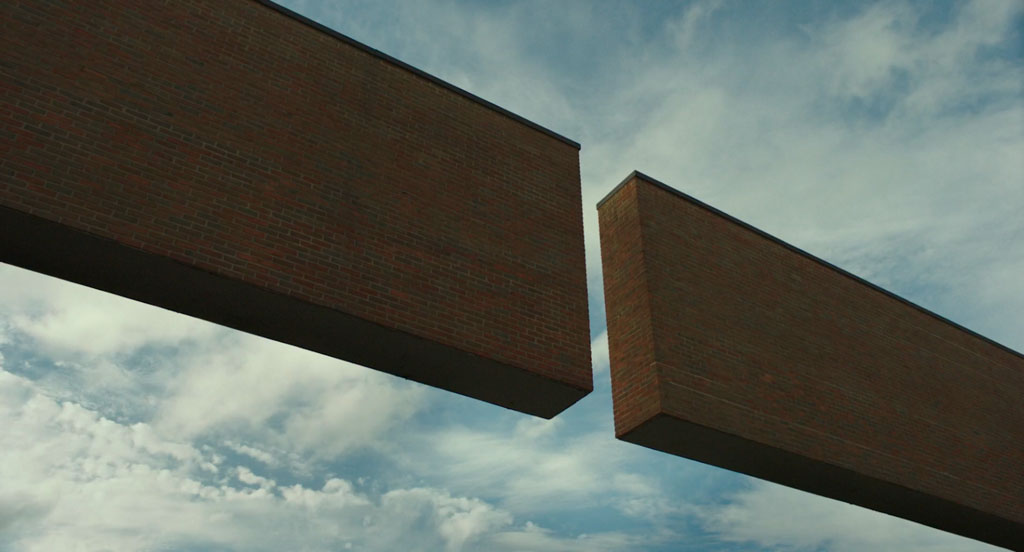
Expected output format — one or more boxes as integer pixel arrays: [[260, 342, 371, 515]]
[[254, 0, 580, 150], [596, 170, 644, 208], [599, 170, 1024, 361]]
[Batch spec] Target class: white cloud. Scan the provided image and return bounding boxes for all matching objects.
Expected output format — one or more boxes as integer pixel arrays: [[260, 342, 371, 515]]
[[701, 480, 1000, 552], [591, 329, 609, 377], [411, 415, 663, 515], [0, 268, 426, 473], [1, 364, 649, 552], [378, 488, 512, 552], [237, 466, 276, 490], [153, 332, 425, 460], [0, 264, 219, 357], [224, 440, 279, 466], [484, 521, 664, 552], [280, 477, 367, 510]]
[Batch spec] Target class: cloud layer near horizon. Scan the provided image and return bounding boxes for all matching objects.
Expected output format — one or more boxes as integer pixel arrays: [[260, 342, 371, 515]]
[[1, 257, 1000, 551]]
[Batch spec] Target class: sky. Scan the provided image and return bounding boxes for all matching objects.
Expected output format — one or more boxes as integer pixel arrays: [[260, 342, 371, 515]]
[[1, 0, 1022, 550]]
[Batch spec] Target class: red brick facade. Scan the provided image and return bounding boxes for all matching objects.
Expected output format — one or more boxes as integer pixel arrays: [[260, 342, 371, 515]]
[[598, 172, 1023, 548], [1, 0, 591, 417]]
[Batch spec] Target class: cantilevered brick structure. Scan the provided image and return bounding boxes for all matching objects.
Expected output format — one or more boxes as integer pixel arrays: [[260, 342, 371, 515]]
[[1, 0, 591, 417], [598, 172, 1023, 548]]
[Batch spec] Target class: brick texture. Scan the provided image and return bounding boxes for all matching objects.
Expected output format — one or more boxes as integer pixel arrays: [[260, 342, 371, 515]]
[[1, 0, 591, 417], [598, 172, 1023, 548]]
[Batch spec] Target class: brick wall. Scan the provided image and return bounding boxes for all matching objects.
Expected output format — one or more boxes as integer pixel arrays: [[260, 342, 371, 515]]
[[598, 172, 1023, 548], [1, 0, 591, 417]]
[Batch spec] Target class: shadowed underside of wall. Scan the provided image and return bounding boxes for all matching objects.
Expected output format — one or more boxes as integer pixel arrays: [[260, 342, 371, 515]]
[[0, 0, 591, 418], [598, 172, 1023, 549]]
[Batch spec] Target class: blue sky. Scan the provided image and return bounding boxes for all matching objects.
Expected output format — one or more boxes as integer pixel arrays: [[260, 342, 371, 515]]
[[1, 0, 1022, 550]]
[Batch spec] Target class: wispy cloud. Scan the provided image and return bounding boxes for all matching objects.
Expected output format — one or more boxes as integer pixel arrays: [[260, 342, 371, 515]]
[[0, 264, 218, 357], [409, 418, 659, 513], [152, 332, 425, 460], [0, 356, 656, 551], [700, 480, 997, 552]]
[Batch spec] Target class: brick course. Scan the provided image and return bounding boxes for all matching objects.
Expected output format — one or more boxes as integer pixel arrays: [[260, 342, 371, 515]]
[[1, 0, 591, 416], [598, 172, 1023, 548]]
